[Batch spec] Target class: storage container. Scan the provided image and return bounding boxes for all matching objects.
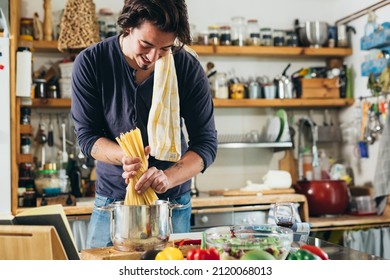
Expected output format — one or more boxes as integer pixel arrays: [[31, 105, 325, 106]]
[[58, 62, 74, 78], [300, 78, 339, 99], [59, 78, 72, 99]]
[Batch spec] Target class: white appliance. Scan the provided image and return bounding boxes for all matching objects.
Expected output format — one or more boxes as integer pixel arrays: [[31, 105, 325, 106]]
[[0, 8, 12, 216]]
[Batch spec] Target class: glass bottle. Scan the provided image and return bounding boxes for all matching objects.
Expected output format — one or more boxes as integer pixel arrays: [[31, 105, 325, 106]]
[[231, 16, 246, 46], [20, 107, 31, 125]]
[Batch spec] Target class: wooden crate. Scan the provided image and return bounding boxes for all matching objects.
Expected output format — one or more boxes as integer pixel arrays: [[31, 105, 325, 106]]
[[301, 78, 340, 99]]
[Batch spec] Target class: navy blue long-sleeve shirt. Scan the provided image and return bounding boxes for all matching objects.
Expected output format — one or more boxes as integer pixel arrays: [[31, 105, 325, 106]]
[[71, 35, 217, 200]]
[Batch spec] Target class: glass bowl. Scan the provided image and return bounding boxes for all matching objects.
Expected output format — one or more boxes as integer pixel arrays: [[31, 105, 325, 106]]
[[204, 225, 293, 260]]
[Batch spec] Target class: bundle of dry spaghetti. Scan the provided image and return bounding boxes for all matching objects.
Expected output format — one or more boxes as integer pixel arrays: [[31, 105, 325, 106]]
[[116, 128, 158, 205]]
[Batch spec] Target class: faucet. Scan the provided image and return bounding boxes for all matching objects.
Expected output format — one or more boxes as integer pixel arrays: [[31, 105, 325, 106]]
[[297, 117, 320, 180]]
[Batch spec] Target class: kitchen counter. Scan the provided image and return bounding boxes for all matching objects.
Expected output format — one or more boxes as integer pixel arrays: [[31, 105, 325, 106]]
[[53, 194, 390, 231], [79, 236, 383, 260]]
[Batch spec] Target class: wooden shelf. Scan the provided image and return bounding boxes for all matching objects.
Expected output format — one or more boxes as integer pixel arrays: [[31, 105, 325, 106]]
[[17, 154, 33, 163], [29, 98, 71, 108], [21, 40, 352, 57], [25, 98, 354, 109], [20, 125, 33, 135], [213, 98, 354, 108]]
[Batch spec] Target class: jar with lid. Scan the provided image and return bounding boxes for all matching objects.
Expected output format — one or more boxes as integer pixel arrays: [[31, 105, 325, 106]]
[[286, 30, 298, 47], [34, 79, 47, 98], [213, 73, 229, 99], [21, 135, 31, 154], [34, 169, 60, 196], [231, 16, 246, 46], [273, 29, 286, 46], [47, 84, 59, 98], [260, 27, 273, 46], [246, 19, 260, 46], [20, 107, 31, 125], [219, 26, 232, 46], [20, 17, 34, 40], [208, 25, 220, 46]]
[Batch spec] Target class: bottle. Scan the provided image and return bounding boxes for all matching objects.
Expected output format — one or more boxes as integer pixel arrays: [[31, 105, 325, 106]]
[[364, 11, 377, 37], [319, 149, 330, 179], [68, 155, 82, 197]]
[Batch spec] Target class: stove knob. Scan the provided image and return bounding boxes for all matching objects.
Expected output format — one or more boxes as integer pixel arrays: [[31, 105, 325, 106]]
[[201, 215, 209, 224]]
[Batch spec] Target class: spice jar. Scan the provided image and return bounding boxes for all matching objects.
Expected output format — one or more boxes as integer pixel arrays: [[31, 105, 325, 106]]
[[20, 107, 31, 125], [246, 19, 260, 46], [34, 169, 60, 195], [260, 27, 273, 46], [20, 17, 34, 40], [208, 25, 220, 46], [19, 162, 33, 179], [34, 79, 47, 98], [219, 26, 232, 46], [21, 135, 32, 154], [47, 84, 58, 98], [286, 30, 298, 47], [273, 29, 286, 46]]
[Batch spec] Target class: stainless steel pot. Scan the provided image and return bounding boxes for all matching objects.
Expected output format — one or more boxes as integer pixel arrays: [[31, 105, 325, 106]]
[[101, 200, 181, 252]]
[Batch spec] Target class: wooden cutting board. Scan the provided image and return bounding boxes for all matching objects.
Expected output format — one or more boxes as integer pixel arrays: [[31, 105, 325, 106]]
[[209, 188, 295, 197], [278, 149, 298, 184]]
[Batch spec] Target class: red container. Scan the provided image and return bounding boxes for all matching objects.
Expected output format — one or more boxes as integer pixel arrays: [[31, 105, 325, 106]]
[[293, 180, 349, 216]]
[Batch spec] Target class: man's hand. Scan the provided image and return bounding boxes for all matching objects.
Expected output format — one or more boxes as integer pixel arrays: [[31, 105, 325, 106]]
[[135, 166, 171, 194]]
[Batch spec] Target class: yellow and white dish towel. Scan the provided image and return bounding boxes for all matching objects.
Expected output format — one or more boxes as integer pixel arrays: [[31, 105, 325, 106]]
[[148, 46, 197, 162]]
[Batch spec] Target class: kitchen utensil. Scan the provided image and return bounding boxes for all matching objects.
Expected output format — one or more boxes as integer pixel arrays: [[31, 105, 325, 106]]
[[299, 21, 329, 48], [293, 180, 349, 216], [278, 150, 298, 184], [266, 116, 281, 142], [101, 200, 181, 252], [61, 122, 68, 165], [204, 225, 293, 260]]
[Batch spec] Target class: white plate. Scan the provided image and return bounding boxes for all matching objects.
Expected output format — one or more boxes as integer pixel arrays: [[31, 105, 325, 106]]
[[266, 116, 281, 142], [276, 109, 290, 142]]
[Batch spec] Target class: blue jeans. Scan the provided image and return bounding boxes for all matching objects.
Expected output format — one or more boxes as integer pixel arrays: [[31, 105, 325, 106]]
[[86, 192, 192, 249]]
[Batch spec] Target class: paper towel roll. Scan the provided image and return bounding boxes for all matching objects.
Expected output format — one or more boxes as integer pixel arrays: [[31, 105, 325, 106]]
[[16, 49, 32, 97]]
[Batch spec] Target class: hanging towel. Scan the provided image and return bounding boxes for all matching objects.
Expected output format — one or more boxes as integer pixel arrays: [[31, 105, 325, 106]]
[[148, 46, 197, 162], [373, 101, 390, 214]]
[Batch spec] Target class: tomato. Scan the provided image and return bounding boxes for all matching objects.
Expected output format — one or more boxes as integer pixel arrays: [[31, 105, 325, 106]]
[[155, 247, 184, 260], [300, 244, 329, 260], [186, 247, 220, 260]]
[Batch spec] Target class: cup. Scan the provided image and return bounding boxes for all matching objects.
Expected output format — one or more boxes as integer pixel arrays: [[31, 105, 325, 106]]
[[263, 84, 276, 99], [274, 202, 295, 228]]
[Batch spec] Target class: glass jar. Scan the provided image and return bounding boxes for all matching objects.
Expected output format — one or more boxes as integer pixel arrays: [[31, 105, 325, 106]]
[[208, 25, 220, 46], [47, 84, 58, 98], [231, 16, 246, 46], [219, 26, 232, 46], [34, 79, 47, 98], [20, 107, 31, 125], [34, 169, 60, 195], [213, 73, 229, 99], [273, 29, 286, 46], [19, 162, 33, 179], [20, 17, 34, 39], [21, 135, 31, 154], [286, 30, 298, 47], [260, 27, 273, 46], [246, 19, 260, 46]]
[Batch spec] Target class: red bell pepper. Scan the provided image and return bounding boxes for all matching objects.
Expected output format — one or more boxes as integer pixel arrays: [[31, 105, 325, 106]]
[[186, 232, 220, 260], [300, 244, 329, 260]]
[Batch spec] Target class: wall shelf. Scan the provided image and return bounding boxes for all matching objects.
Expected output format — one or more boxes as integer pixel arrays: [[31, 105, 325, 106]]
[[20, 40, 352, 58]]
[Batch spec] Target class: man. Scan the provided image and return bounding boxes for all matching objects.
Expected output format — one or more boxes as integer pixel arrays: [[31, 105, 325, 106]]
[[71, 0, 217, 249]]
